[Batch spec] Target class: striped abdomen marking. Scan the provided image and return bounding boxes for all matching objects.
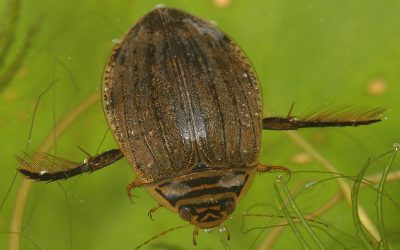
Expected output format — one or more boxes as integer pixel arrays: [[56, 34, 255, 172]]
[[155, 171, 248, 207], [144, 167, 256, 229]]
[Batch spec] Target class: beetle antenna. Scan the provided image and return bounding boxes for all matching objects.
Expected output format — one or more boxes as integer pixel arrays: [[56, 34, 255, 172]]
[[134, 223, 191, 249]]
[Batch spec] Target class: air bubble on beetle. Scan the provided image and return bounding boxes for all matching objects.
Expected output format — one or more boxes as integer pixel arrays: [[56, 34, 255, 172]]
[[111, 38, 120, 44], [210, 20, 218, 26], [155, 3, 166, 9], [243, 73, 248, 78], [83, 158, 88, 164], [39, 170, 47, 176]]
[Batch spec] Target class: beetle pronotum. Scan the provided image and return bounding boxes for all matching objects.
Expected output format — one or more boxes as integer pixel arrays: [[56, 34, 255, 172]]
[[17, 7, 386, 247]]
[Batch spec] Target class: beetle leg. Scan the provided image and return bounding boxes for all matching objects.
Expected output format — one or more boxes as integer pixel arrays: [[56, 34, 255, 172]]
[[221, 224, 230, 241], [256, 165, 292, 181], [127, 179, 143, 203], [17, 149, 124, 182], [257, 165, 292, 183], [192, 226, 199, 246], [263, 105, 386, 130], [147, 204, 163, 221], [256, 165, 291, 174]]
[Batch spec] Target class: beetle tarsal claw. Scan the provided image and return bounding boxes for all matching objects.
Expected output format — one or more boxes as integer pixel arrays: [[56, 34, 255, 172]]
[[126, 179, 143, 203], [192, 226, 199, 246], [147, 204, 163, 221]]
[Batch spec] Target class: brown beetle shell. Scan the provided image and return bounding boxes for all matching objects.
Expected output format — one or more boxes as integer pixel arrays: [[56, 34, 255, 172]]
[[102, 7, 262, 184]]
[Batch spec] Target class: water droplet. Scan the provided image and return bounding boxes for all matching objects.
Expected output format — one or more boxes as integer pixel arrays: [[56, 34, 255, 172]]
[[219, 227, 227, 233]]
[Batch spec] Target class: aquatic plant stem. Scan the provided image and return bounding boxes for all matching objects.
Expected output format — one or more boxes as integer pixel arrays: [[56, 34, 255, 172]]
[[283, 130, 380, 241], [8, 92, 99, 250]]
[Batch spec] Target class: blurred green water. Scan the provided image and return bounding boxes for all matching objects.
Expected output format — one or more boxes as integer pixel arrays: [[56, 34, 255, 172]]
[[0, 0, 399, 249]]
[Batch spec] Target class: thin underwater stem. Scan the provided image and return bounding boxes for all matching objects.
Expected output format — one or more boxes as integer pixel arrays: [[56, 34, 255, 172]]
[[8, 92, 99, 250]]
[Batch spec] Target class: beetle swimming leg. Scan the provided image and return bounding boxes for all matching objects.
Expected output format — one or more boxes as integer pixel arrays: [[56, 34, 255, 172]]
[[17, 149, 124, 182], [262, 104, 386, 130]]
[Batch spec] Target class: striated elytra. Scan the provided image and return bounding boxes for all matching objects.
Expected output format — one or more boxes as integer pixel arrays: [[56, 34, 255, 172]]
[[18, 6, 386, 247], [103, 6, 262, 231]]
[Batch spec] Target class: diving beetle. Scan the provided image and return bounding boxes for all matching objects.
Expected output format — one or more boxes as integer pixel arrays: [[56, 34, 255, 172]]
[[18, 7, 385, 246]]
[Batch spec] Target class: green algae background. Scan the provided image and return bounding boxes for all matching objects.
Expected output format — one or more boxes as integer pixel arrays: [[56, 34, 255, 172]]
[[1, 0, 400, 249]]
